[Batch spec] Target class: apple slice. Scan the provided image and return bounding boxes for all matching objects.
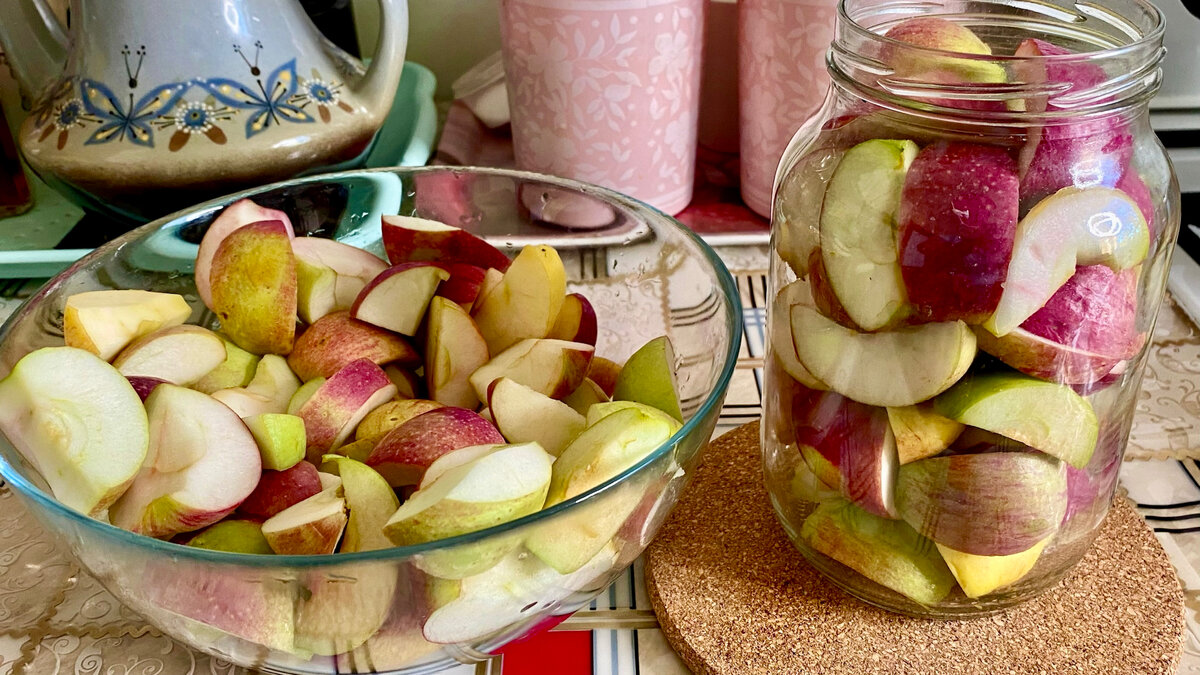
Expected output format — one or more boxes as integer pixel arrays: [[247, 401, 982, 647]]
[[386, 365, 422, 398], [127, 376, 168, 401], [383, 442, 553, 545], [422, 544, 617, 644], [985, 187, 1149, 337], [425, 296, 490, 409], [770, 279, 827, 390], [897, 142, 1020, 323], [794, 387, 898, 518], [185, 519, 274, 554], [819, 139, 917, 331], [974, 326, 1122, 387], [896, 452, 1066, 556], [525, 407, 675, 573], [584, 400, 683, 430], [294, 456, 397, 655], [244, 413, 306, 471], [884, 17, 1006, 85], [586, 357, 621, 397], [471, 244, 567, 354], [261, 488, 348, 555], [209, 219, 298, 355], [419, 444, 504, 489], [774, 148, 843, 278], [488, 377, 587, 457], [381, 215, 511, 270], [238, 460, 324, 520], [366, 406, 504, 486], [112, 325, 227, 386], [886, 404, 963, 465], [936, 537, 1050, 598], [469, 338, 594, 402], [356, 399, 445, 440], [562, 378, 610, 414], [211, 354, 301, 417], [192, 337, 259, 394], [296, 358, 397, 460], [350, 263, 450, 336], [335, 569, 444, 672], [801, 499, 956, 606], [790, 304, 976, 407], [291, 236, 389, 310], [434, 262, 489, 310], [933, 372, 1098, 468], [1017, 264, 1141, 370], [63, 290, 192, 361], [195, 199, 294, 309], [612, 336, 683, 421], [110, 384, 261, 538], [287, 310, 419, 382], [0, 347, 149, 516], [548, 293, 599, 346], [295, 253, 338, 325]]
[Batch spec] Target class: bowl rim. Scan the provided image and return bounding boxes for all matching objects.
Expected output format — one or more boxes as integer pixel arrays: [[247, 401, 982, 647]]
[[0, 165, 744, 568]]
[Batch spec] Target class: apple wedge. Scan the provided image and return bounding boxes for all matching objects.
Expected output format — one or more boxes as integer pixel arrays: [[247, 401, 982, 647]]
[[936, 538, 1050, 598], [291, 236, 388, 310], [211, 354, 301, 417], [548, 293, 599, 346], [296, 358, 396, 460], [287, 310, 419, 382], [112, 325, 227, 386], [586, 357, 621, 398], [244, 413, 306, 471], [110, 384, 261, 538], [973, 326, 1124, 387], [350, 263, 450, 336], [562, 378, 610, 414], [819, 139, 918, 331], [985, 186, 1149, 337], [932, 372, 1098, 468], [356, 399, 445, 440], [261, 488, 348, 555], [185, 519, 273, 554], [471, 244, 567, 354], [381, 215, 511, 271], [886, 404, 963, 465], [425, 296, 490, 409], [294, 253, 339, 324], [63, 290, 192, 361], [383, 442, 553, 545], [209, 219, 298, 355], [195, 198, 294, 309], [468, 338, 593, 402], [192, 337, 259, 394], [127, 376, 168, 401], [488, 377, 587, 457], [613, 336, 683, 422], [896, 452, 1067, 556], [0, 347, 149, 516], [884, 17, 1007, 86], [801, 499, 956, 606], [434, 262, 489, 309], [366, 406, 504, 487], [238, 460, 323, 520], [770, 279, 827, 390], [789, 304, 976, 407], [386, 365, 422, 398]]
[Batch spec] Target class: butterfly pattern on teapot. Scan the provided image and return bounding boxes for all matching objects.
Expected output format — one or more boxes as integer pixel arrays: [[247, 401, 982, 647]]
[[29, 42, 354, 152]]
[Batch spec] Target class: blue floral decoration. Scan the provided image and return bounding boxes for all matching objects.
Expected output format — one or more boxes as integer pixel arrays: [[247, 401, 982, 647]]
[[79, 80, 188, 147], [54, 100, 84, 129], [198, 59, 314, 138], [305, 80, 336, 103]]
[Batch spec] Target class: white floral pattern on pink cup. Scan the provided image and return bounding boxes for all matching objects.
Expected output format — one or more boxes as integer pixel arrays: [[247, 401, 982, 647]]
[[738, 0, 838, 217], [499, 0, 705, 215]]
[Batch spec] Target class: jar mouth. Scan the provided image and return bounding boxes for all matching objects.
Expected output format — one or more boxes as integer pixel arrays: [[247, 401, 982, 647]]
[[830, 0, 1166, 121]]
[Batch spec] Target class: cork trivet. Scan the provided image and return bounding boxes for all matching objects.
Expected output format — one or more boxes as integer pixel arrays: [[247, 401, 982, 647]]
[[645, 421, 1186, 675]]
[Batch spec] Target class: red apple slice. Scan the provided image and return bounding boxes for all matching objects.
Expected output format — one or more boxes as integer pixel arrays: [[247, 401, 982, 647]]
[[296, 358, 397, 460], [468, 338, 594, 402], [195, 199, 294, 309], [434, 262, 488, 309], [109, 384, 261, 538], [261, 488, 348, 555], [287, 310, 419, 382], [548, 293, 598, 346], [350, 263, 450, 336], [381, 215, 511, 270], [366, 406, 505, 487], [238, 460, 324, 520]]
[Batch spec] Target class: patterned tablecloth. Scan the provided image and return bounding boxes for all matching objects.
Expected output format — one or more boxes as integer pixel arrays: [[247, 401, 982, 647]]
[[0, 253, 1197, 674]]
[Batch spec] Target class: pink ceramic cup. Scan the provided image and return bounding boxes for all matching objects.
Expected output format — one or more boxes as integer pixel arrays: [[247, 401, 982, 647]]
[[738, 0, 838, 217], [499, 0, 705, 215]]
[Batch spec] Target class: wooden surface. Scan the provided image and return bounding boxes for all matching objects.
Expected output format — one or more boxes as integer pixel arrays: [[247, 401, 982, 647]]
[[645, 421, 1186, 675]]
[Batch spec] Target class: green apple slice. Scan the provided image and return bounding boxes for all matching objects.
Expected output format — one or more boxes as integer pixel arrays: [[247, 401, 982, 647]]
[[886, 404, 964, 465], [613, 336, 683, 421], [985, 186, 1149, 336], [936, 537, 1050, 598], [932, 372, 1097, 468], [819, 139, 917, 331], [0, 347, 149, 517], [790, 304, 976, 407], [801, 500, 955, 606]]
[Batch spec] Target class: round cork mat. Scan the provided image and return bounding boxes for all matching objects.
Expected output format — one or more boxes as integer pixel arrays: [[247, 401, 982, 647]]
[[645, 421, 1186, 675]]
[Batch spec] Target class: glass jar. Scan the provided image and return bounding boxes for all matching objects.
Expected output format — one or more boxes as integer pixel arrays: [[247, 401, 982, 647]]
[[762, 0, 1176, 617]]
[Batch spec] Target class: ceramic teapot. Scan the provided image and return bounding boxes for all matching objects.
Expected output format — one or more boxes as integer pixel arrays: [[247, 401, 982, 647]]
[[0, 0, 407, 221]]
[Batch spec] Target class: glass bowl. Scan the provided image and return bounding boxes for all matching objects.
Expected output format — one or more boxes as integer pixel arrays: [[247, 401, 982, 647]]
[[0, 167, 741, 673]]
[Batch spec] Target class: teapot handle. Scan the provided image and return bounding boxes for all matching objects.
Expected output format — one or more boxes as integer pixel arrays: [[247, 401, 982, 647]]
[[354, 0, 409, 115], [0, 0, 69, 99]]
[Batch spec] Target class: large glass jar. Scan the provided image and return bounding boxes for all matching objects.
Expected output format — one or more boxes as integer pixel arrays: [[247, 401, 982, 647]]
[[762, 0, 1177, 617]]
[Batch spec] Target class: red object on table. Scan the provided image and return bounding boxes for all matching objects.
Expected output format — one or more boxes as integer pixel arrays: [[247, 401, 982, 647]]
[[495, 622, 593, 674]]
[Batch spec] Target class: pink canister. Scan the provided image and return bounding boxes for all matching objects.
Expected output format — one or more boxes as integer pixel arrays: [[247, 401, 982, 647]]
[[738, 0, 838, 217], [499, 0, 705, 215]]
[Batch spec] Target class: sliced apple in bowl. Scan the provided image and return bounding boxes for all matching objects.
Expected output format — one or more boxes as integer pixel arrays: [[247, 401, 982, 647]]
[[63, 289, 193, 361]]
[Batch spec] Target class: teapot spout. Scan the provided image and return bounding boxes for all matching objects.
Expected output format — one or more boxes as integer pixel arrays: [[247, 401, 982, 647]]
[[352, 0, 409, 118], [0, 0, 68, 100]]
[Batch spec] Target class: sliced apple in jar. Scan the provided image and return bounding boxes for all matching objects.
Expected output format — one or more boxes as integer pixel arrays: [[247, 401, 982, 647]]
[[0, 347, 149, 517], [932, 372, 1098, 468], [789, 304, 976, 407], [770, 279, 826, 390], [984, 186, 1149, 337], [819, 139, 917, 331], [936, 537, 1051, 599]]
